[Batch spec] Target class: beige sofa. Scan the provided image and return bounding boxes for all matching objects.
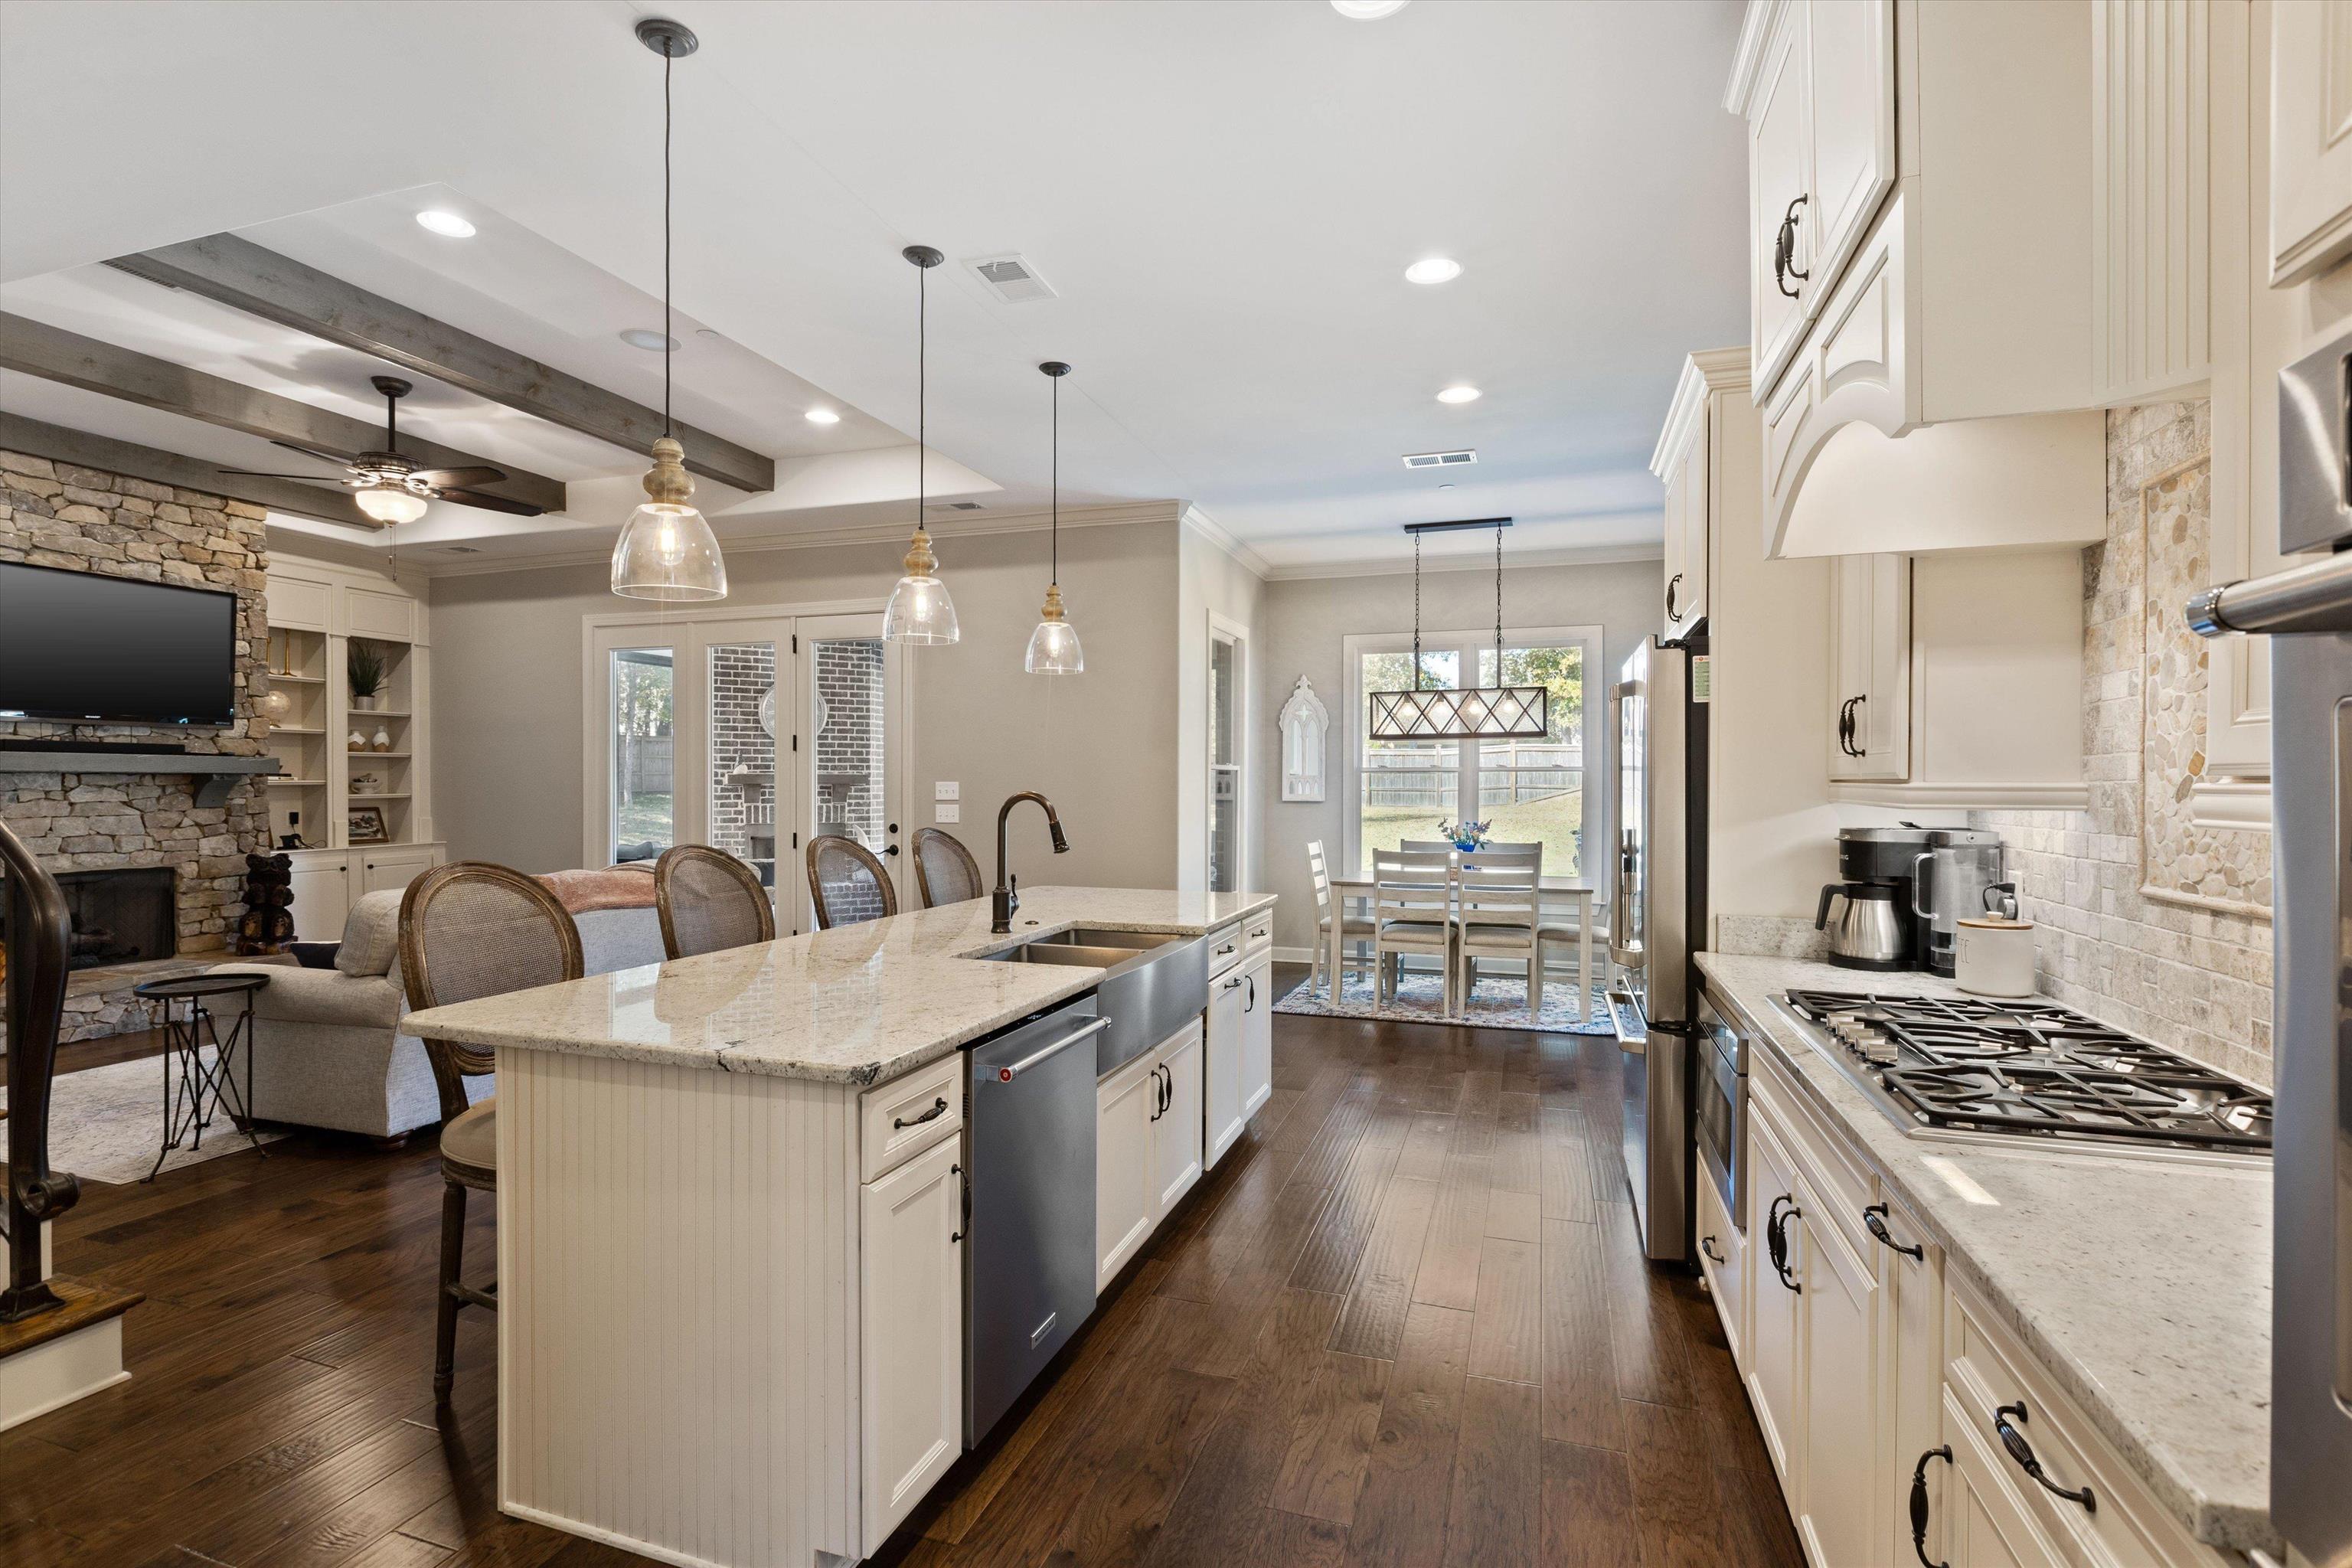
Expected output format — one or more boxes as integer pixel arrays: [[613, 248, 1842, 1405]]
[[211, 887, 667, 1140]]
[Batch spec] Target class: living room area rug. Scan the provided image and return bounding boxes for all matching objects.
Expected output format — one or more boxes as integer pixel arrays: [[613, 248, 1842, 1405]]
[[0, 1047, 287, 1185], [1274, 970, 1615, 1035]]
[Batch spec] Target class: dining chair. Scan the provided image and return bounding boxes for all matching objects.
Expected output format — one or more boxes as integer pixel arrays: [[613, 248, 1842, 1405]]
[[653, 843, 776, 959], [911, 826, 984, 908], [806, 833, 900, 929], [1455, 841, 1544, 1013], [398, 861, 584, 1401], [1307, 839, 1374, 996], [1371, 846, 1458, 1014]]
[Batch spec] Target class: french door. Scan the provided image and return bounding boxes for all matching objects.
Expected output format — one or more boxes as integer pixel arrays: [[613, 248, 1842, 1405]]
[[587, 606, 908, 935]]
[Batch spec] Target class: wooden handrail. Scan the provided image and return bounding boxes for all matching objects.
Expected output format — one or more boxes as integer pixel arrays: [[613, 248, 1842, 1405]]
[[1, 816, 78, 1321]]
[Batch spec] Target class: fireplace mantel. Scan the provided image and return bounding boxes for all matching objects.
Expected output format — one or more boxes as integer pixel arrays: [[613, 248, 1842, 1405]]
[[0, 752, 280, 808]]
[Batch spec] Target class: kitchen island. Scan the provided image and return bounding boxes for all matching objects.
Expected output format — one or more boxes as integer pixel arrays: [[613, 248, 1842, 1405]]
[[405, 885, 1277, 1568]]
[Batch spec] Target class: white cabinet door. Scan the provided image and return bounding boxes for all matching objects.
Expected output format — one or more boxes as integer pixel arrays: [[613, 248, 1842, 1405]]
[[858, 1135, 963, 1549], [1878, 1194, 1945, 1566], [1746, 1104, 1804, 1485], [1205, 969, 1246, 1168], [1804, 0, 1896, 305], [1664, 407, 1711, 633], [1239, 956, 1274, 1123], [1828, 554, 1909, 781], [2269, 0, 2352, 285], [1096, 1050, 1158, 1289], [357, 844, 440, 897], [1749, 2, 1816, 396], [287, 855, 351, 942], [1152, 1024, 1204, 1216], [1793, 1174, 1881, 1568], [1939, 1390, 2070, 1568], [1696, 1174, 1749, 1372]]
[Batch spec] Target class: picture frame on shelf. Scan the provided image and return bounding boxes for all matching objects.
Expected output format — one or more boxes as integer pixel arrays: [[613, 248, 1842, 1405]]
[[348, 805, 390, 845]]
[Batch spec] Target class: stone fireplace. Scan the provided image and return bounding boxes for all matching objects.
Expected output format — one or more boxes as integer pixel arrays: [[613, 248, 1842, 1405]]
[[0, 446, 272, 1044]]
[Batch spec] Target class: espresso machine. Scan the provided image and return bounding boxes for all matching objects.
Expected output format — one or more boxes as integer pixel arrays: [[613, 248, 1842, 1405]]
[[1816, 827, 1929, 970], [1911, 828, 2005, 975]]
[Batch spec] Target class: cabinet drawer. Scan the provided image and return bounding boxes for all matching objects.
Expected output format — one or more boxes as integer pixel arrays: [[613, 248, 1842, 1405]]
[[1207, 922, 1246, 981], [1749, 1045, 1877, 1261], [1694, 1172, 1748, 1372], [1240, 913, 1274, 967], [1942, 1273, 2235, 1568], [860, 1054, 965, 1182]]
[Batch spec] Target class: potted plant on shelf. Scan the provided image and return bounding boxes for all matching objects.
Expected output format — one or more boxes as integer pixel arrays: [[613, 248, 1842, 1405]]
[[348, 640, 387, 714]]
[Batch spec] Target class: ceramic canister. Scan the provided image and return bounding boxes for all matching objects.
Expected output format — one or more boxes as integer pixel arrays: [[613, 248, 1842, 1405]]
[[1954, 916, 2038, 998]]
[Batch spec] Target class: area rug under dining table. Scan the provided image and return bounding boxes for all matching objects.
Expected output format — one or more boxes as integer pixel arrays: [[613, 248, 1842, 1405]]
[[1273, 970, 1615, 1034]]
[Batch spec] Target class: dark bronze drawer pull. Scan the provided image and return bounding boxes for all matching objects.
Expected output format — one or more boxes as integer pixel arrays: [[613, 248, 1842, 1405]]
[[893, 1096, 949, 1130], [1700, 1235, 1726, 1265], [1909, 1445, 1952, 1567], [1864, 1203, 1925, 1261], [1994, 1401, 2095, 1512]]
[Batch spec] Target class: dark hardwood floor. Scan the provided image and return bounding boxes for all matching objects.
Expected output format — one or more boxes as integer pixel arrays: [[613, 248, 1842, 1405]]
[[8, 966, 1801, 1568]]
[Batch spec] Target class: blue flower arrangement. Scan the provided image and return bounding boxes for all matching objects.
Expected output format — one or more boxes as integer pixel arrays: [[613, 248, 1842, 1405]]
[[1436, 818, 1490, 853]]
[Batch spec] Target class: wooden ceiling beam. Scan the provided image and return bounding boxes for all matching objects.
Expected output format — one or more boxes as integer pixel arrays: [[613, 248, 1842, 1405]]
[[0, 410, 379, 531], [105, 234, 776, 495], [0, 312, 567, 515]]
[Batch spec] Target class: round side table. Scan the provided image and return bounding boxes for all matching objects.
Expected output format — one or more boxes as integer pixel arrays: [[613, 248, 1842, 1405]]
[[132, 972, 272, 1183]]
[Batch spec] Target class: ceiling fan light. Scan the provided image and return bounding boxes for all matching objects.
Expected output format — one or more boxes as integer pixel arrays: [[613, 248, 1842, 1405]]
[[354, 484, 428, 525]]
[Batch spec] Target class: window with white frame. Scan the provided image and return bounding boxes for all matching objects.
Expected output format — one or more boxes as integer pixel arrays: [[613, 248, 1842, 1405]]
[[1344, 626, 1599, 883]]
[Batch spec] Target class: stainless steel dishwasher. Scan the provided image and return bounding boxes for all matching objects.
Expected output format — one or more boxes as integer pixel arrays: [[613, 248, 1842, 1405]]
[[962, 992, 1104, 1446]]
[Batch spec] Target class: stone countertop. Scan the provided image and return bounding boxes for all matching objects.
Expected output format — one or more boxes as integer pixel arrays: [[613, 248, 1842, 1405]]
[[404, 886, 1277, 1088], [1694, 953, 2273, 1556]]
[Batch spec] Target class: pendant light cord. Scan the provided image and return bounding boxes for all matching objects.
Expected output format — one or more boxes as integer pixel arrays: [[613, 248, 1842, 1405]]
[[1050, 371, 1059, 583], [662, 41, 674, 440], [916, 260, 927, 526], [1494, 520, 1504, 672], [1411, 531, 1423, 691]]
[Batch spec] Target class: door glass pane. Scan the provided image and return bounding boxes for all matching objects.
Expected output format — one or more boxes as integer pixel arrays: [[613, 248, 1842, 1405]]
[[707, 642, 778, 889], [810, 634, 887, 853], [610, 647, 675, 862], [1476, 644, 1586, 877], [1210, 635, 1241, 892], [1358, 648, 1459, 874]]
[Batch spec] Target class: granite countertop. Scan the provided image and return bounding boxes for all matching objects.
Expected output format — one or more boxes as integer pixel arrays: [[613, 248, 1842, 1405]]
[[1694, 952, 2273, 1556], [404, 886, 1277, 1087]]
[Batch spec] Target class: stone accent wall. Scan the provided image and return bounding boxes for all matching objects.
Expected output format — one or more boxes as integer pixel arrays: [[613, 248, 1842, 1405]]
[[0, 447, 272, 1042], [1969, 402, 2275, 1087]]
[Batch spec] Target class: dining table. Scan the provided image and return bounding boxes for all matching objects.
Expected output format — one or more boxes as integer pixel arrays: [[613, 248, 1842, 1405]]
[[1325, 869, 1599, 1022]]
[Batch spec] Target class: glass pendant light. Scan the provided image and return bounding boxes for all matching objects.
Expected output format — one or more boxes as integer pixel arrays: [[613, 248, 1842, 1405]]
[[612, 18, 728, 603], [884, 245, 958, 643], [1025, 360, 1083, 674]]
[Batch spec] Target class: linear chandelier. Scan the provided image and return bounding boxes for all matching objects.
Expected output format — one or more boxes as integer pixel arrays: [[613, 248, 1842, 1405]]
[[1367, 518, 1548, 741]]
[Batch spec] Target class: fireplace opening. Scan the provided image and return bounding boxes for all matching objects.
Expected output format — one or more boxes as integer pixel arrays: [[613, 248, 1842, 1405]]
[[0, 866, 179, 970]]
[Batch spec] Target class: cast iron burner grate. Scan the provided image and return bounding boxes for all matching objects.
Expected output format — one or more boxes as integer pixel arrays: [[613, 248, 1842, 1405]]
[[1781, 989, 2272, 1153]]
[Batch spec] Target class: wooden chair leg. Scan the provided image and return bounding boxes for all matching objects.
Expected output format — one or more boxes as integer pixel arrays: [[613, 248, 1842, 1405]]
[[435, 1180, 466, 1401], [1528, 946, 1543, 1017]]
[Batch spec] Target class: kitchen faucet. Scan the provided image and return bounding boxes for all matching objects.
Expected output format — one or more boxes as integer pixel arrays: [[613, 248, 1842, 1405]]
[[993, 792, 1068, 933]]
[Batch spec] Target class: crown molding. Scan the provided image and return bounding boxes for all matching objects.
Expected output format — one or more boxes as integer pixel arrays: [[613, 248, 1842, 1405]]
[[1179, 503, 1273, 581], [1261, 541, 1664, 583], [409, 498, 1186, 580], [1650, 345, 1753, 479], [1722, 0, 1784, 116]]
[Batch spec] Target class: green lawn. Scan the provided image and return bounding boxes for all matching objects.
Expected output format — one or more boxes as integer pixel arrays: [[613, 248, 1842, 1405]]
[[1359, 787, 1584, 877], [617, 792, 673, 848]]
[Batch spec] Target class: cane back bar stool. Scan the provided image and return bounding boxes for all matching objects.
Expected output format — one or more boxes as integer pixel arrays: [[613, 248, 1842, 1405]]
[[806, 833, 900, 929], [654, 844, 776, 959], [911, 826, 985, 909]]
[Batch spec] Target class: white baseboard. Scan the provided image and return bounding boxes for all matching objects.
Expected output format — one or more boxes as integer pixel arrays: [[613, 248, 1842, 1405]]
[[1273, 945, 1318, 964], [0, 1314, 127, 1433]]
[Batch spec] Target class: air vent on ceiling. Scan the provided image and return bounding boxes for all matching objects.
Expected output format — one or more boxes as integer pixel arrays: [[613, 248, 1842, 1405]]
[[927, 501, 986, 512], [966, 253, 1057, 303], [1403, 449, 1478, 469], [438, 544, 483, 554]]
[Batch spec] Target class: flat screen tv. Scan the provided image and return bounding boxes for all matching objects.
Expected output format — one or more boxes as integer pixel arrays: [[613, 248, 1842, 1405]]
[[0, 560, 239, 727]]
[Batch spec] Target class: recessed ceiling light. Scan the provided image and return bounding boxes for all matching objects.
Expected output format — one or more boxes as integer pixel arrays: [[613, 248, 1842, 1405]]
[[1436, 384, 1482, 404], [1331, 0, 1410, 16], [805, 408, 841, 426], [619, 328, 680, 351], [415, 210, 476, 239], [1404, 257, 1462, 285]]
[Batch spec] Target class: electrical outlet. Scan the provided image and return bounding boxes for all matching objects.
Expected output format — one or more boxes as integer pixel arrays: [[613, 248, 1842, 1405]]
[[934, 780, 959, 801], [935, 802, 960, 824]]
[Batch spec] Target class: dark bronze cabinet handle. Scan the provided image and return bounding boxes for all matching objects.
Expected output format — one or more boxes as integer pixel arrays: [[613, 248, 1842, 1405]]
[[1700, 1235, 1725, 1265], [1836, 697, 1856, 756], [1666, 573, 1684, 622], [893, 1096, 949, 1131], [1243, 974, 1256, 1013], [1864, 1203, 1925, 1261], [1994, 1401, 2095, 1512], [1766, 1194, 1802, 1292], [1773, 194, 1810, 298], [1909, 1445, 1952, 1567]]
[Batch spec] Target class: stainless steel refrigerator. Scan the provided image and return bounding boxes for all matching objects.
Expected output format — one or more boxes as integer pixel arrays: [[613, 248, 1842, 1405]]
[[2190, 327, 2350, 1568], [1609, 633, 1707, 1264]]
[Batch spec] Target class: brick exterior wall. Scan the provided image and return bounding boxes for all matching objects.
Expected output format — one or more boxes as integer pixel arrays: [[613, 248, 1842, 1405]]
[[814, 639, 884, 850], [0, 447, 272, 1042], [708, 642, 775, 866]]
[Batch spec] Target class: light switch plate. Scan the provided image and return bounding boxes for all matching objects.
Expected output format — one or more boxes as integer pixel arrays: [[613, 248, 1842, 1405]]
[[935, 803, 960, 824], [934, 780, 959, 801]]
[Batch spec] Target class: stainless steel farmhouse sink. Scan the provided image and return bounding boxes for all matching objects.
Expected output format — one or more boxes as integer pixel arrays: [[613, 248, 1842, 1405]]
[[972, 926, 1206, 1075]]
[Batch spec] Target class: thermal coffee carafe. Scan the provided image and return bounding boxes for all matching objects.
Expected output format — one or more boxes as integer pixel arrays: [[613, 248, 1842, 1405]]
[[1912, 828, 2005, 975], [1817, 826, 1929, 971]]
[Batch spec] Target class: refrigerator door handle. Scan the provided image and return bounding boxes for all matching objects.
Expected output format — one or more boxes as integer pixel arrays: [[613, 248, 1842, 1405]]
[[2187, 550, 2352, 637]]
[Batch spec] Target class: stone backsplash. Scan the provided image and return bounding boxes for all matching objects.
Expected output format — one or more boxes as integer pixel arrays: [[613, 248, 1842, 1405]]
[[0, 446, 273, 1041], [1968, 401, 2275, 1088]]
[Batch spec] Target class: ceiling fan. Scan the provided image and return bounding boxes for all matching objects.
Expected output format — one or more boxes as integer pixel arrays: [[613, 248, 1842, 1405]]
[[218, 375, 544, 524]]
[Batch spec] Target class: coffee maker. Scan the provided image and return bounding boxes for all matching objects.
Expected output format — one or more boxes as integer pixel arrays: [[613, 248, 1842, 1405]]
[[1913, 828, 2005, 975], [1817, 827, 1930, 970]]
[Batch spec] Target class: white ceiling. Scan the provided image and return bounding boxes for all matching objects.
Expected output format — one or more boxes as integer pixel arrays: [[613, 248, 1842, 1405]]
[[0, 0, 1747, 573]]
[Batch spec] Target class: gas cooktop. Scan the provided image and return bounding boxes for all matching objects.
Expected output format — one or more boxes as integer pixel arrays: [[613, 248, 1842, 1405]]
[[1775, 990, 2272, 1158]]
